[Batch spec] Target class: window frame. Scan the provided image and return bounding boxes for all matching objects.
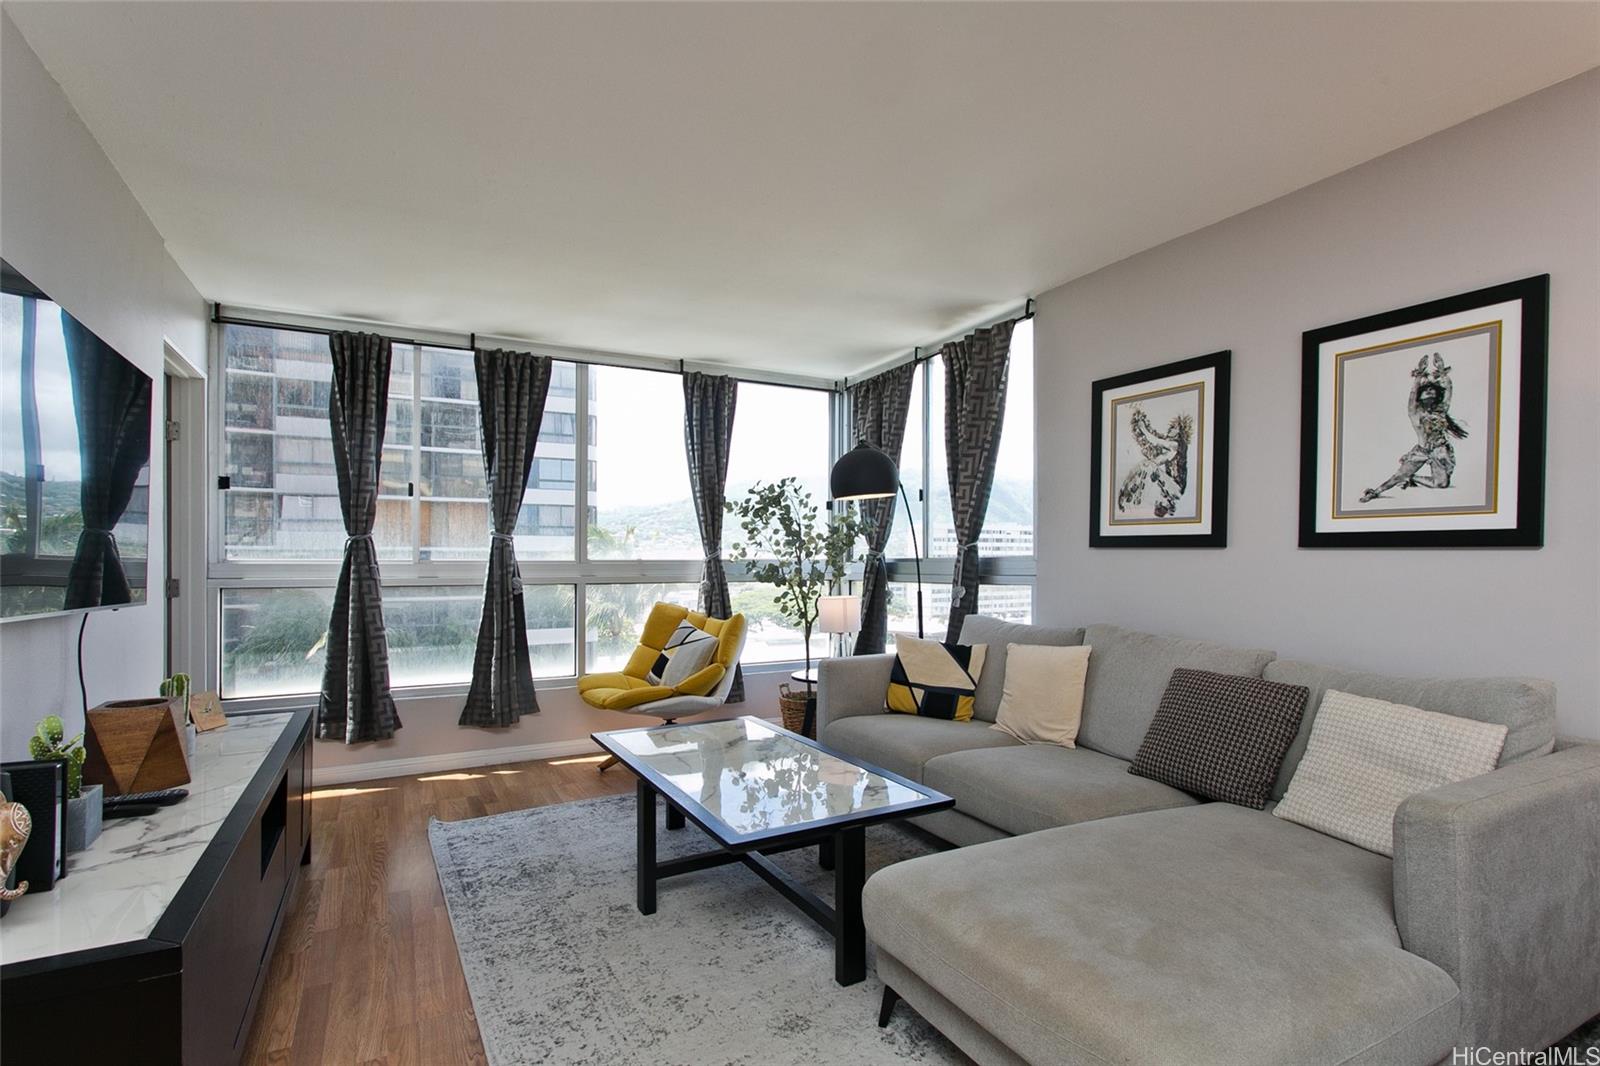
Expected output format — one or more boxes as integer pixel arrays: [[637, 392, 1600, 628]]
[[203, 315, 849, 705]]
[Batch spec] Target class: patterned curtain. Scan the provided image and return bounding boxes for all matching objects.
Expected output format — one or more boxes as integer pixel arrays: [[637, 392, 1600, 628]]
[[60, 314, 152, 609], [318, 332, 401, 743], [941, 319, 1016, 642], [460, 349, 553, 727], [847, 362, 916, 654], [683, 372, 742, 702]]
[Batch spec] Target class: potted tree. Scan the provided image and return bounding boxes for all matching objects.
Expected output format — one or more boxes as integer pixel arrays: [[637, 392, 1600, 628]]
[[726, 478, 864, 736]]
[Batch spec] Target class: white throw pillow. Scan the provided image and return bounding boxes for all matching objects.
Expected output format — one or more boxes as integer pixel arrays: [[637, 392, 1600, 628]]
[[1274, 689, 1508, 856], [653, 623, 719, 688], [990, 644, 1092, 747]]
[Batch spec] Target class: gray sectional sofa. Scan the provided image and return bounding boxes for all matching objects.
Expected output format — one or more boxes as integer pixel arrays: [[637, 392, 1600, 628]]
[[816, 616, 1600, 1065]]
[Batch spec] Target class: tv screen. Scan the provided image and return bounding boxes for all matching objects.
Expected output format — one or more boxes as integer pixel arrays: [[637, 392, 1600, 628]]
[[1, 260, 152, 621]]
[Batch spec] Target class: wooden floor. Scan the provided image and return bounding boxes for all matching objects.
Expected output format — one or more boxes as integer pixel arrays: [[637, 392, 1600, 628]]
[[241, 752, 633, 1065]]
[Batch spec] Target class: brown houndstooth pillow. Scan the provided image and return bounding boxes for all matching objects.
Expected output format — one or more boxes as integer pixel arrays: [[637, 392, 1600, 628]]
[[1128, 668, 1309, 808]]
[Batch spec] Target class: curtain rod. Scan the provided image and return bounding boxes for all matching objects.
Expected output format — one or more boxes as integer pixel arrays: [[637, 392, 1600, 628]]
[[842, 297, 1034, 389], [212, 306, 835, 393]]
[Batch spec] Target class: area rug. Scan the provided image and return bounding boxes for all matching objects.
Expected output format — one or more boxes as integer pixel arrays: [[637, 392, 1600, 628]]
[[428, 796, 968, 1066]]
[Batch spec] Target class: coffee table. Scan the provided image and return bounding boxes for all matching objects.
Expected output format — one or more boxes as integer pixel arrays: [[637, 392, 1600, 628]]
[[591, 715, 953, 985]]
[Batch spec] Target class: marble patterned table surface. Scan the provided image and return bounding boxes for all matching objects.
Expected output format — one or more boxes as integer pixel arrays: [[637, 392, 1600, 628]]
[[0, 712, 296, 966]]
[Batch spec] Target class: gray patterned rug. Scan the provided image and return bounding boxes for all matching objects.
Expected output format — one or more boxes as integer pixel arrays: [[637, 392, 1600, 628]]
[[428, 796, 968, 1066]]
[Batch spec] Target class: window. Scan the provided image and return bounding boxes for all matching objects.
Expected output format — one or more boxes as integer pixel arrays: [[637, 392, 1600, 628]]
[[731, 582, 829, 664], [586, 365, 699, 559], [212, 317, 1030, 703], [219, 584, 577, 698], [877, 582, 1032, 650], [219, 327, 578, 564], [861, 315, 1036, 648], [584, 582, 699, 672], [220, 326, 343, 560], [726, 382, 831, 510]]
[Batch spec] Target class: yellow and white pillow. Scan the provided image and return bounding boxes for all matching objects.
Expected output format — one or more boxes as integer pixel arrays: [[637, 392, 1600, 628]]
[[886, 635, 987, 721], [647, 621, 718, 687]]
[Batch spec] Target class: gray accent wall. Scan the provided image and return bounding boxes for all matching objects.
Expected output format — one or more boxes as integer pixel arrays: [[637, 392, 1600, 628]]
[[0, 15, 208, 760], [1035, 68, 1600, 739]]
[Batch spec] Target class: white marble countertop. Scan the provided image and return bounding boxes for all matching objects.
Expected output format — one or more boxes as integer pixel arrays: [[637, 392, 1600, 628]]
[[0, 712, 296, 966]]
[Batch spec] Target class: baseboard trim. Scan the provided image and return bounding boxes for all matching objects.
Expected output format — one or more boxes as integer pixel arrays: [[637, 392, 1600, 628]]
[[312, 737, 602, 787], [310, 715, 785, 787]]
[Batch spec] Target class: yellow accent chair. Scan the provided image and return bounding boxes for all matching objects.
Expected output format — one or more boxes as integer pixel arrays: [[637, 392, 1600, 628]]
[[581, 602, 747, 770]]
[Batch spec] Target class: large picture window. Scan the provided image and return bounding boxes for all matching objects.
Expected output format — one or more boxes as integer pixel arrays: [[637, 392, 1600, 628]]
[[208, 311, 1033, 701]]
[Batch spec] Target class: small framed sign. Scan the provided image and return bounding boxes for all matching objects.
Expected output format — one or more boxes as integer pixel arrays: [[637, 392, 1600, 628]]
[[191, 690, 229, 733], [1298, 275, 1548, 548], [1090, 351, 1230, 548]]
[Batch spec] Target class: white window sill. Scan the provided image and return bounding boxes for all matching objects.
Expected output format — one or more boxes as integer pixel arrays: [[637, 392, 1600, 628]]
[[221, 657, 817, 713]]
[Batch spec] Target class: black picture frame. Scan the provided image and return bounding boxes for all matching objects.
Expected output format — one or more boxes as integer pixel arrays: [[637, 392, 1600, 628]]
[[1090, 350, 1231, 548], [1298, 275, 1548, 548]]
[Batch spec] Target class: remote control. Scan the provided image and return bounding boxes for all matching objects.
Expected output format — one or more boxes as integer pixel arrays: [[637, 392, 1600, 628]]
[[104, 788, 189, 808], [103, 803, 161, 819]]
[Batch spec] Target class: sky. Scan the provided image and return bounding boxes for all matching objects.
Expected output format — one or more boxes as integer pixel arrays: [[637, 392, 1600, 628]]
[[587, 318, 1032, 512]]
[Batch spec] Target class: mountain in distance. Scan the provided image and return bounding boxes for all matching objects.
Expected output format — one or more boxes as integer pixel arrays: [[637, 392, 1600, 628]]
[[593, 475, 1034, 544]]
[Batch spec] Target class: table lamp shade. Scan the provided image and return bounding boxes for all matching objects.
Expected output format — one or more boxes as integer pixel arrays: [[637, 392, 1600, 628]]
[[817, 594, 861, 635]]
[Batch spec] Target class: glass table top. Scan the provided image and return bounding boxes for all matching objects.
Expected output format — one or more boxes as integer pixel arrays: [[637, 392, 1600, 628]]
[[597, 716, 942, 841]]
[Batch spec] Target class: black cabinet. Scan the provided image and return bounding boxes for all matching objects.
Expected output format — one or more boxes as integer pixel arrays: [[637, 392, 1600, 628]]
[[2, 709, 312, 1065]]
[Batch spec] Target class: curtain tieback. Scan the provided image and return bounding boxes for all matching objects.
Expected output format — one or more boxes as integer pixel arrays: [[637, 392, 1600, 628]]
[[345, 533, 374, 544], [490, 531, 515, 543], [951, 542, 977, 602]]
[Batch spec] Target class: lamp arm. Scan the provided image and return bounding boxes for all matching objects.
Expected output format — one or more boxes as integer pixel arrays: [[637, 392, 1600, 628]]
[[897, 480, 925, 639]]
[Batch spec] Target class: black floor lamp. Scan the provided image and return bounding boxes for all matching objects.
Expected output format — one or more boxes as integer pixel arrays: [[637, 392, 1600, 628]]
[[830, 440, 924, 639]]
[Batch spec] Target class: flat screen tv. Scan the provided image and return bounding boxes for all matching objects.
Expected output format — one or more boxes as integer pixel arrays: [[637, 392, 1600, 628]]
[[1, 260, 152, 622]]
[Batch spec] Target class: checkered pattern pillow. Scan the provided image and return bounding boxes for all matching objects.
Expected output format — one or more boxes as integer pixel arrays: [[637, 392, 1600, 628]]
[[1273, 689, 1507, 856], [1128, 668, 1309, 809], [647, 621, 718, 686]]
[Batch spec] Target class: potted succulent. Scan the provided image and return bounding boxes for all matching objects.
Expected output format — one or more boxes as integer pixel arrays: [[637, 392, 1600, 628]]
[[161, 673, 196, 757], [726, 478, 865, 735], [29, 714, 100, 852]]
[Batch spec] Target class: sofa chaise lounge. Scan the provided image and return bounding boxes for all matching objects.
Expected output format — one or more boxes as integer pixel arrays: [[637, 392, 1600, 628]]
[[817, 616, 1600, 1065]]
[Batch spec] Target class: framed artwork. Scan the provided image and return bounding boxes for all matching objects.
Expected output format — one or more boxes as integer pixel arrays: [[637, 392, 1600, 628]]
[[1090, 350, 1230, 548], [1299, 275, 1548, 548]]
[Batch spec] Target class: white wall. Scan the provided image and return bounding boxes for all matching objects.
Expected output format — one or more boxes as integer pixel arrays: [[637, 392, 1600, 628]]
[[0, 15, 208, 759], [1035, 68, 1600, 739]]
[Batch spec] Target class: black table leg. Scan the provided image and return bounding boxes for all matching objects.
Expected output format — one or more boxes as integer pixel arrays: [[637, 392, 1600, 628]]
[[834, 825, 866, 985], [636, 778, 657, 915], [878, 986, 900, 1027], [818, 835, 835, 870], [665, 803, 685, 831]]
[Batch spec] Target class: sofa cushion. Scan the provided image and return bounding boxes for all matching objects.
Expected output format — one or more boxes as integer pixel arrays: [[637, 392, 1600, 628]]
[[820, 714, 1020, 782], [1128, 668, 1308, 809], [923, 743, 1197, 836], [1263, 660, 1556, 800], [1077, 624, 1276, 761], [862, 803, 1460, 1066], [958, 615, 1086, 722]]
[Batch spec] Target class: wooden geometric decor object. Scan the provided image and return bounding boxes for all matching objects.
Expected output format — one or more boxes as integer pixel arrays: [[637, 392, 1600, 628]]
[[82, 698, 192, 797]]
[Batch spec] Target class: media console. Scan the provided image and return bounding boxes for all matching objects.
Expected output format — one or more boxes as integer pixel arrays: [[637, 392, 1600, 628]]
[[1, 709, 312, 1064]]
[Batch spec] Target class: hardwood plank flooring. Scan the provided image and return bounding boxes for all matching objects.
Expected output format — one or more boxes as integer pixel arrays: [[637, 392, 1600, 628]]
[[241, 752, 633, 1066]]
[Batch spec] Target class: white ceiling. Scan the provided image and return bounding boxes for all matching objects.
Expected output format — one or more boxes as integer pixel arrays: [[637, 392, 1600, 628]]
[[7, 3, 1598, 377]]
